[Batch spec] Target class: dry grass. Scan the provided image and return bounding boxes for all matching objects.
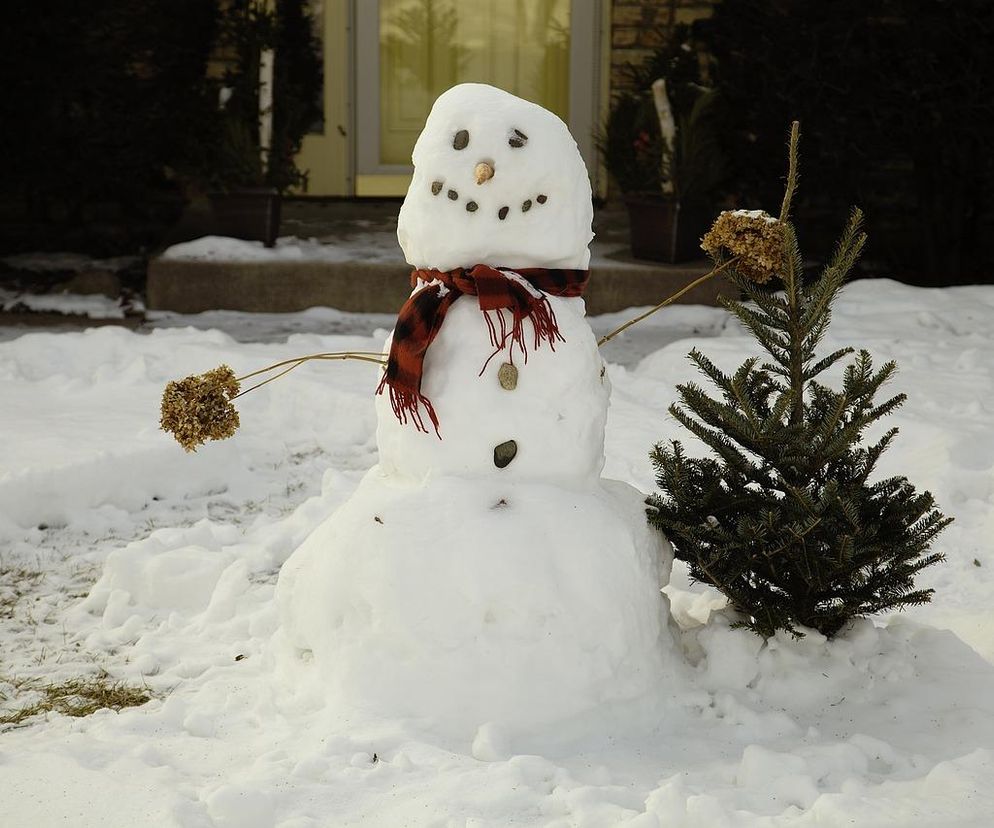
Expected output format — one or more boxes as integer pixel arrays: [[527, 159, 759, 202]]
[[0, 565, 44, 621], [0, 673, 152, 728]]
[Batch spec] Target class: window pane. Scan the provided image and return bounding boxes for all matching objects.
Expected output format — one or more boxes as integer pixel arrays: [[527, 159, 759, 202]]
[[379, 0, 570, 165]]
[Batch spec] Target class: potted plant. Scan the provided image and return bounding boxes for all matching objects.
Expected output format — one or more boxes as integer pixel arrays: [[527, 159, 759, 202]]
[[600, 26, 727, 263], [202, 0, 321, 247]]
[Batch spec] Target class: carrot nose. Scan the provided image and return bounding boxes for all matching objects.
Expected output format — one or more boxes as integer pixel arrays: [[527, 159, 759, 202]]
[[474, 161, 494, 185]]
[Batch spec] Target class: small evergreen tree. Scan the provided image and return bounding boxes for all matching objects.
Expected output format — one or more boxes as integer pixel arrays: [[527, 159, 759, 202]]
[[648, 124, 952, 638]]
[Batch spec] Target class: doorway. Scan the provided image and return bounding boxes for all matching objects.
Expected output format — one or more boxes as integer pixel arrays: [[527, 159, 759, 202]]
[[352, 0, 602, 196]]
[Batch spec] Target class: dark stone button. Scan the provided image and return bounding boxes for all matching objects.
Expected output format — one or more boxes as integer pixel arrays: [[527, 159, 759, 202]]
[[447, 189, 458, 200], [521, 199, 532, 212], [536, 194, 547, 204], [431, 181, 443, 195], [466, 201, 478, 212], [498, 206, 509, 220], [453, 129, 469, 150], [493, 440, 517, 468]]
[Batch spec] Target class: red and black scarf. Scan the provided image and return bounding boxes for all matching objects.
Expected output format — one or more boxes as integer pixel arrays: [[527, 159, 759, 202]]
[[377, 264, 589, 436]]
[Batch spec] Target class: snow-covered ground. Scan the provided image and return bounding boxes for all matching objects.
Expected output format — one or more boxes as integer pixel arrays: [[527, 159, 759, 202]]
[[0, 286, 139, 320], [160, 234, 401, 265], [1, 279, 993, 827], [159, 233, 685, 271]]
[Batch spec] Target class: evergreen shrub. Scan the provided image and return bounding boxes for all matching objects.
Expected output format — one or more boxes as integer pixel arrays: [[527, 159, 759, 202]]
[[648, 126, 952, 638]]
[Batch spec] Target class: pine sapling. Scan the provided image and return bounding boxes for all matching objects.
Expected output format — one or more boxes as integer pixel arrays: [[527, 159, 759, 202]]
[[648, 123, 952, 638]]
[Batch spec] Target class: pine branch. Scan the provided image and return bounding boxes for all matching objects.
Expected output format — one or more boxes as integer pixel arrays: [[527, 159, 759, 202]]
[[672, 389, 766, 460], [858, 428, 899, 483], [721, 298, 792, 363], [800, 208, 866, 332], [687, 349, 734, 396], [805, 347, 854, 381], [778, 121, 800, 222]]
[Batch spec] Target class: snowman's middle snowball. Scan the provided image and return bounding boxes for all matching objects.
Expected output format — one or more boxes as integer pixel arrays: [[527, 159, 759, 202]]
[[376, 264, 589, 437], [376, 291, 609, 485]]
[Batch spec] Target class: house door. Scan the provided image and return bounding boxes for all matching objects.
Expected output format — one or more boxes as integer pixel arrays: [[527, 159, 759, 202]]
[[353, 0, 602, 197]]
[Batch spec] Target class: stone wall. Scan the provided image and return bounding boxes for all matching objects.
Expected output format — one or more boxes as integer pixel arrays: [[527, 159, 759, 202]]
[[610, 0, 718, 94]]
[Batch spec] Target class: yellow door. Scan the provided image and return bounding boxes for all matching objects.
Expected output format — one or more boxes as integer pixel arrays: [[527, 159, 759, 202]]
[[357, 0, 597, 197], [379, 0, 570, 163], [296, 1, 603, 197]]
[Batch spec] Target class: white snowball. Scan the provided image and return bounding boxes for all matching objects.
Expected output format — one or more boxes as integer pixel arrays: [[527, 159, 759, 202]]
[[276, 474, 675, 729], [397, 83, 594, 271], [375, 293, 609, 485]]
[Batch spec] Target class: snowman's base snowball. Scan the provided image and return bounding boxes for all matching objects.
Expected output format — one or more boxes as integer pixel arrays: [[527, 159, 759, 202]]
[[275, 469, 676, 729]]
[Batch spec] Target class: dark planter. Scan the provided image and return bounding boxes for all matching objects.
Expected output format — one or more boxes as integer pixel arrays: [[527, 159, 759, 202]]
[[208, 187, 281, 247], [623, 194, 709, 263]]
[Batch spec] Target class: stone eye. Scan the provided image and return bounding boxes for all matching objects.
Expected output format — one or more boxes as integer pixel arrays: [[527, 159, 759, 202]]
[[508, 129, 528, 149], [453, 129, 469, 150]]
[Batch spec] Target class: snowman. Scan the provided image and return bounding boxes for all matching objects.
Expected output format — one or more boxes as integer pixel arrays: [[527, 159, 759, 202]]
[[276, 84, 677, 729]]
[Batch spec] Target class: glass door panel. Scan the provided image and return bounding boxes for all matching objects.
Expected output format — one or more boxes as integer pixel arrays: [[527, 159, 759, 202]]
[[354, 0, 597, 196], [378, 0, 570, 166]]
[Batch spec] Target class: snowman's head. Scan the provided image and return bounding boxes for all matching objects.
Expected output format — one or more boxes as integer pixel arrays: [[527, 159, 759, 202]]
[[397, 84, 594, 272]]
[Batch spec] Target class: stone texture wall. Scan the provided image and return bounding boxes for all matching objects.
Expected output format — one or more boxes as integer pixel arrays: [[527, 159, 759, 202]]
[[610, 0, 718, 94]]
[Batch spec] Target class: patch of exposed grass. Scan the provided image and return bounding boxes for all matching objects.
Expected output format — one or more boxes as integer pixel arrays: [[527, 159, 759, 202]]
[[0, 565, 45, 620], [0, 673, 152, 728]]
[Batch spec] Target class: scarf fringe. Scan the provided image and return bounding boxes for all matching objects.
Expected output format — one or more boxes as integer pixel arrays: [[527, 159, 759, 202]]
[[376, 374, 440, 438], [479, 295, 565, 375], [381, 265, 588, 437]]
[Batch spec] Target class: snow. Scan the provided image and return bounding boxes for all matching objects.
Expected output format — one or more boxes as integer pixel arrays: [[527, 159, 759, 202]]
[[157, 233, 701, 273], [161, 234, 401, 265], [397, 84, 594, 271], [0, 287, 137, 319], [277, 474, 674, 729], [375, 294, 610, 483], [1, 278, 994, 825], [281, 118, 670, 729], [728, 209, 778, 223], [145, 306, 395, 344]]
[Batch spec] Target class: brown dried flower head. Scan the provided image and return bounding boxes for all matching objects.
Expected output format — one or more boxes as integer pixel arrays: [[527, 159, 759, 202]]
[[701, 209, 786, 284], [160, 365, 241, 452]]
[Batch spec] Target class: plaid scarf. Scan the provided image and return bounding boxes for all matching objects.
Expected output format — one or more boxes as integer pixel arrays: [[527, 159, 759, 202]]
[[377, 264, 590, 436]]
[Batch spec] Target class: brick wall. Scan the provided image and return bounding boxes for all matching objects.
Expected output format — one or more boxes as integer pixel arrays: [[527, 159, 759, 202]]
[[610, 0, 718, 94]]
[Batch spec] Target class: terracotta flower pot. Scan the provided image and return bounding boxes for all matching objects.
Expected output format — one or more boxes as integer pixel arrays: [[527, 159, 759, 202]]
[[623, 194, 709, 263], [208, 187, 282, 247]]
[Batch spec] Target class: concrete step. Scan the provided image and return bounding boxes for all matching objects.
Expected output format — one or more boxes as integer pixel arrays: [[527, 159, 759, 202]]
[[147, 255, 725, 316]]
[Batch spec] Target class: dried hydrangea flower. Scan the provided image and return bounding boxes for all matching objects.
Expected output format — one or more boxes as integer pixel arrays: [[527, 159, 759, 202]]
[[701, 209, 787, 284], [160, 365, 241, 452]]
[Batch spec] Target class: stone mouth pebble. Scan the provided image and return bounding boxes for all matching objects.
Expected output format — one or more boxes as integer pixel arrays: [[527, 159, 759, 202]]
[[430, 180, 549, 225]]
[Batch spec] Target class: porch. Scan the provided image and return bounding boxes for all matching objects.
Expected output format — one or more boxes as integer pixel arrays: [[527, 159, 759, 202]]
[[147, 198, 719, 316]]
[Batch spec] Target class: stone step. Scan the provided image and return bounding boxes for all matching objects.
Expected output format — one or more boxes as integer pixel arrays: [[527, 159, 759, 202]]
[[147, 257, 724, 316]]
